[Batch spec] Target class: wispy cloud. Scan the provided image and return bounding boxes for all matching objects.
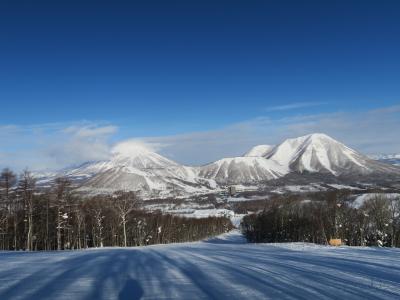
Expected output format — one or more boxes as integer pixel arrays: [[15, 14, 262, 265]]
[[0, 122, 118, 171], [1, 105, 399, 170], [63, 125, 118, 138], [143, 105, 400, 165], [265, 102, 328, 112]]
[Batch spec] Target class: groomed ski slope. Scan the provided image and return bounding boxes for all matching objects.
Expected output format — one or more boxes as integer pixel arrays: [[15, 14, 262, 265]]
[[0, 231, 400, 300]]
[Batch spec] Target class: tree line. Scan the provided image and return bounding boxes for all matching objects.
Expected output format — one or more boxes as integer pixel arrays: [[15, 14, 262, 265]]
[[0, 168, 233, 251], [241, 191, 400, 247]]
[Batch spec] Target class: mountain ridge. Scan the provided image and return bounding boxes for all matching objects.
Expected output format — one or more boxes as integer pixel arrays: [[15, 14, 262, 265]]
[[244, 145, 274, 157], [370, 153, 400, 166], [36, 133, 400, 197]]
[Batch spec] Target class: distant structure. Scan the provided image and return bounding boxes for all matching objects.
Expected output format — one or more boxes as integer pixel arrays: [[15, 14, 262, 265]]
[[227, 186, 236, 197], [329, 239, 342, 247]]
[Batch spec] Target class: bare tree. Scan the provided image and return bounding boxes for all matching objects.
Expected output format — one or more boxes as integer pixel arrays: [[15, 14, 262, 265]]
[[92, 206, 104, 248], [114, 191, 138, 247], [0, 168, 16, 249], [18, 170, 36, 251], [361, 195, 391, 246], [388, 196, 400, 247], [75, 206, 85, 249], [0, 168, 234, 251], [54, 177, 71, 250]]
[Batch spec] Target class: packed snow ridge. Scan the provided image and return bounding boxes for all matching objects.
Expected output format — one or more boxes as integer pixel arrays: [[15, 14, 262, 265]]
[[38, 133, 400, 197]]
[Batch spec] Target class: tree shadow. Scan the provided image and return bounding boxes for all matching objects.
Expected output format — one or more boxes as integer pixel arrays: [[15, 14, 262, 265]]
[[118, 277, 144, 300]]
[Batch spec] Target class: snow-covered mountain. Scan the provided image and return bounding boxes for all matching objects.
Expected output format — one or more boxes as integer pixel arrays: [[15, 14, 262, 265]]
[[264, 133, 399, 176], [370, 154, 400, 166], [243, 145, 274, 157], [47, 141, 215, 197], [206, 133, 399, 184], [38, 133, 400, 197], [198, 156, 288, 185]]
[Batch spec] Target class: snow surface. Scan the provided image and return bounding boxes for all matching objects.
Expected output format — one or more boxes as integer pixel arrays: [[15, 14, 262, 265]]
[[172, 209, 235, 219], [227, 195, 267, 202], [199, 156, 289, 184], [327, 184, 364, 190], [272, 184, 328, 194], [1, 231, 400, 300]]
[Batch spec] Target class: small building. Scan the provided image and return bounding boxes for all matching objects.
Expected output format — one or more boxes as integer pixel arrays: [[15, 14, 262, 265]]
[[227, 186, 236, 197]]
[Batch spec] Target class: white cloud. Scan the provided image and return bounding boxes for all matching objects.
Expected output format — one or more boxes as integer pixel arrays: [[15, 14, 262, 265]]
[[1, 105, 399, 171], [111, 139, 165, 156], [0, 122, 118, 171], [63, 125, 118, 138], [265, 102, 328, 112]]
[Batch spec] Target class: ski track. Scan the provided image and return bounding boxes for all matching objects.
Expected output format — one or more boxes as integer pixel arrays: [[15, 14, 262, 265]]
[[0, 231, 400, 300]]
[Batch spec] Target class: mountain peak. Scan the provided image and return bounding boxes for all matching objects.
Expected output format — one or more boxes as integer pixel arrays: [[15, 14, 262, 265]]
[[307, 132, 334, 140], [108, 140, 180, 171], [266, 133, 369, 175], [291, 133, 338, 144]]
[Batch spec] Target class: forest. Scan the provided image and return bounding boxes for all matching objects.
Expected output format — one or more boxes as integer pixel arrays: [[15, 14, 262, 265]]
[[241, 191, 400, 247], [0, 168, 233, 251]]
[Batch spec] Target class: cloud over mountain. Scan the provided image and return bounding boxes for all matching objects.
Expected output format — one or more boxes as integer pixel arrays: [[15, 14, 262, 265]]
[[1, 105, 399, 171]]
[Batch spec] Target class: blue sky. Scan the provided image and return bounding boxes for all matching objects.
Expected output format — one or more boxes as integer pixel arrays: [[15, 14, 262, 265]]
[[0, 1, 399, 170]]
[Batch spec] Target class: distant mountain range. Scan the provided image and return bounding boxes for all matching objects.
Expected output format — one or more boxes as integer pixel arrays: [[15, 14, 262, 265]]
[[370, 154, 400, 166], [36, 133, 400, 198]]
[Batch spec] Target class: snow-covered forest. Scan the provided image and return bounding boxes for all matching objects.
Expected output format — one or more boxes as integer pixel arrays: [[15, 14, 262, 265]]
[[0, 169, 232, 251], [242, 192, 400, 247]]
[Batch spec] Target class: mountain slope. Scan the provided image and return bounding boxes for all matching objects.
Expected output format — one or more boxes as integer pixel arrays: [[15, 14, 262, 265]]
[[244, 145, 274, 157], [199, 156, 289, 185], [59, 141, 214, 197]]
